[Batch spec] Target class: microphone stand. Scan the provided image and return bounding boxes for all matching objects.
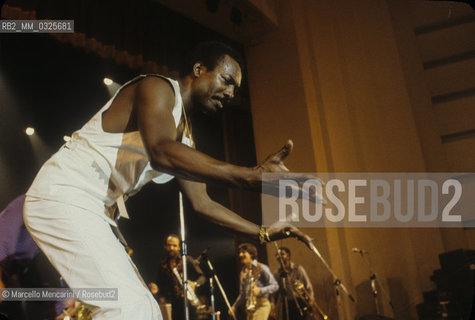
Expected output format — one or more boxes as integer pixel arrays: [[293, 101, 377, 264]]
[[273, 242, 304, 320], [179, 192, 190, 320], [202, 253, 237, 320], [355, 249, 394, 315], [209, 276, 217, 320], [308, 242, 355, 304]]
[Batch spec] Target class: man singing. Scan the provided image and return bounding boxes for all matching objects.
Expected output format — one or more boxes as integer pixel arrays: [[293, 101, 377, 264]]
[[23, 41, 313, 319], [231, 243, 278, 320]]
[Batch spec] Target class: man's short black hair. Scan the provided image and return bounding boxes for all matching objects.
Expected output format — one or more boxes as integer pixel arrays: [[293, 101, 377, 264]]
[[181, 41, 244, 76], [238, 242, 258, 260], [279, 247, 291, 257]]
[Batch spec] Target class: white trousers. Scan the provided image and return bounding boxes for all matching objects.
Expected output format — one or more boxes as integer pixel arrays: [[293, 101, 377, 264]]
[[23, 196, 162, 320]]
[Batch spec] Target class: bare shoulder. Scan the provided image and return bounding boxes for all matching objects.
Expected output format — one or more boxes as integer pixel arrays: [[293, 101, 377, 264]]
[[134, 76, 181, 142], [103, 76, 176, 133], [133, 76, 176, 112]]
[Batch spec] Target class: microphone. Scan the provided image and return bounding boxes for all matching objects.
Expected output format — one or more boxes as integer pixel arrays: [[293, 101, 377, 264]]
[[197, 247, 210, 261], [352, 247, 367, 254]]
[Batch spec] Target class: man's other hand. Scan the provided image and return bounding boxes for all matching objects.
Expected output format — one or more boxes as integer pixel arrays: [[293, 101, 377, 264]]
[[268, 221, 314, 250]]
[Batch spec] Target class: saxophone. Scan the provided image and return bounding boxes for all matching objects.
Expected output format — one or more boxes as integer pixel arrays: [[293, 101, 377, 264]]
[[293, 280, 328, 320], [77, 304, 93, 320], [246, 268, 257, 312]]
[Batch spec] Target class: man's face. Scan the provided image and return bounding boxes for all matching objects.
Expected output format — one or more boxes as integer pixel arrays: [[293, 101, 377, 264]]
[[192, 54, 242, 113], [164, 236, 180, 258], [278, 250, 290, 264], [239, 249, 253, 267]]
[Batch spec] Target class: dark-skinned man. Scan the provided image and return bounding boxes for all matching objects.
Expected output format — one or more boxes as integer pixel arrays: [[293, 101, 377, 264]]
[[23, 42, 313, 319]]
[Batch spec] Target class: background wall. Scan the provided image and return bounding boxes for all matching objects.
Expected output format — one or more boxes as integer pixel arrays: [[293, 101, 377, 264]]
[[244, 0, 474, 319]]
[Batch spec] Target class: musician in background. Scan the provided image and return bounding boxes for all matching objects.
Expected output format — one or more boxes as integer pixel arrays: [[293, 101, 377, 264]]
[[156, 234, 206, 320], [272, 247, 314, 320], [231, 243, 278, 320]]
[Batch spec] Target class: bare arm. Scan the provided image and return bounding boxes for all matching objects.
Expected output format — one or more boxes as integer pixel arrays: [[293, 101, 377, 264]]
[[135, 77, 293, 190], [177, 178, 260, 236], [177, 178, 314, 249]]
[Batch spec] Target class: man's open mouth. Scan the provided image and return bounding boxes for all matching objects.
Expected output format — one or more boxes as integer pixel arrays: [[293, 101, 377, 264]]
[[212, 97, 225, 109]]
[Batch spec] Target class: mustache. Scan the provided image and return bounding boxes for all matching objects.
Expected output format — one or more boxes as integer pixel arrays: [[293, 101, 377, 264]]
[[213, 96, 230, 105]]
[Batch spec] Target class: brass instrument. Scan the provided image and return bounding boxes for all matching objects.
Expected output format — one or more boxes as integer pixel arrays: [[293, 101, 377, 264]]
[[245, 268, 257, 312], [56, 301, 96, 320], [293, 280, 328, 320], [172, 267, 203, 308], [77, 304, 93, 320]]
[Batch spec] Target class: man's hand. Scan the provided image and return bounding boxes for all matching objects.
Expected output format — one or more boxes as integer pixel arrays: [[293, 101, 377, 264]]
[[256, 140, 326, 204], [267, 221, 314, 250], [188, 280, 197, 291], [252, 286, 261, 297], [254, 140, 293, 174]]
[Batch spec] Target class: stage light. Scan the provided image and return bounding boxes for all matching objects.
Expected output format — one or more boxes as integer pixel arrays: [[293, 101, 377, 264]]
[[63, 135, 71, 142], [104, 78, 121, 97], [25, 127, 35, 136], [103, 78, 113, 86]]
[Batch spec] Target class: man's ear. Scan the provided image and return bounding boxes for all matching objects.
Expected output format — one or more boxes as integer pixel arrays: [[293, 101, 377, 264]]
[[193, 62, 204, 77]]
